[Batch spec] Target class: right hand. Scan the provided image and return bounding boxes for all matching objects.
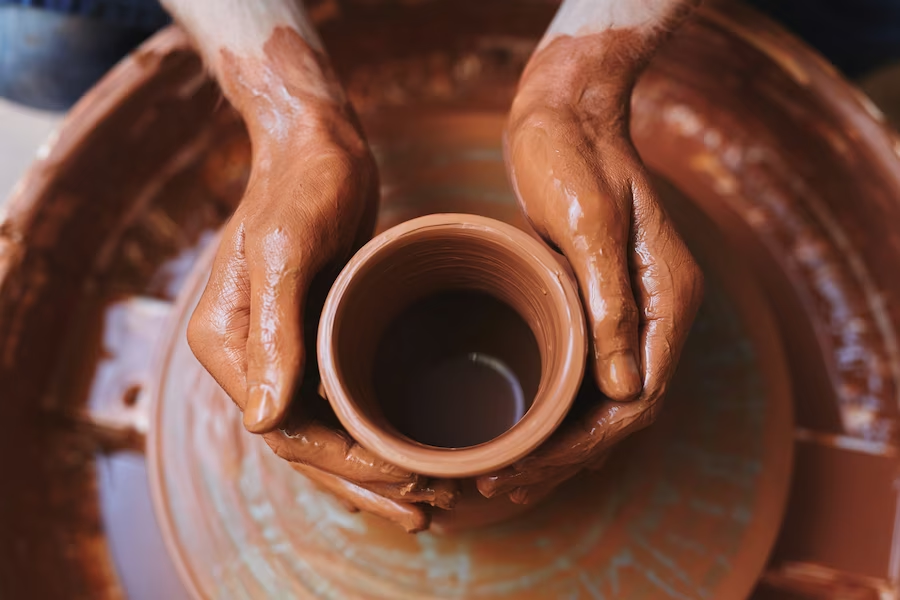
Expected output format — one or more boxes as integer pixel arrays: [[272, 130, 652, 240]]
[[187, 98, 453, 532]]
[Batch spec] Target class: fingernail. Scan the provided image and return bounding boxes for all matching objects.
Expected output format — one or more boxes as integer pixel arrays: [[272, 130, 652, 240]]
[[243, 385, 280, 433], [608, 352, 641, 400]]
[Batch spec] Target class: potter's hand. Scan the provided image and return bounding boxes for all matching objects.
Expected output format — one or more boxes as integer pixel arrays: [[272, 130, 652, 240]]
[[189, 104, 377, 435], [163, 0, 454, 531], [480, 3, 703, 502]]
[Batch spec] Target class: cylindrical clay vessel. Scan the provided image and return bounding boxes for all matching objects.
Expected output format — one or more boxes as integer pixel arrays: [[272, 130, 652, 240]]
[[318, 213, 587, 530]]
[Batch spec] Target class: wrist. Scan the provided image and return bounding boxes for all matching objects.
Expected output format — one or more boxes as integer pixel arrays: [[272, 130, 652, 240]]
[[213, 27, 358, 155], [513, 34, 637, 126]]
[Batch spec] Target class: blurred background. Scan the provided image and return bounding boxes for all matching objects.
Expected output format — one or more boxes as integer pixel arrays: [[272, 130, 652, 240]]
[[3, 0, 900, 200]]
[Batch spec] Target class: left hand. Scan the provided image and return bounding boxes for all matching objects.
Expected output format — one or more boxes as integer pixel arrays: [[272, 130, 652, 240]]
[[478, 34, 704, 504]]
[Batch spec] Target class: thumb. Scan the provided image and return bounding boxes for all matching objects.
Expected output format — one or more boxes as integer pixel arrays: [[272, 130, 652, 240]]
[[562, 217, 642, 401], [243, 259, 310, 434]]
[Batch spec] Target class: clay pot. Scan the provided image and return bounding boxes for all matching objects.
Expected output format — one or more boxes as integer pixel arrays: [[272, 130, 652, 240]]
[[318, 213, 587, 483]]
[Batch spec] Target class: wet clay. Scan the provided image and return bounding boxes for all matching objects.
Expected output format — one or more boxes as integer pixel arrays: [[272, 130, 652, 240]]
[[185, 24, 379, 437], [497, 0, 705, 500], [374, 290, 541, 448], [4, 0, 900, 597], [172, 25, 450, 519], [318, 213, 586, 480]]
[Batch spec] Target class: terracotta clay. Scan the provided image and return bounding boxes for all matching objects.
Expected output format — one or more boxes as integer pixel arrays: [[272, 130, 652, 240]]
[[495, 4, 706, 500], [3, 1, 900, 598], [313, 213, 586, 529], [157, 15, 443, 513], [184, 25, 379, 436], [319, 213, 586, 480], [161, 0, 475, 516]]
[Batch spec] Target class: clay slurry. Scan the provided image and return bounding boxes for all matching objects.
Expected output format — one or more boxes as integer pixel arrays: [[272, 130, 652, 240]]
[[373, 290, 542, 448]]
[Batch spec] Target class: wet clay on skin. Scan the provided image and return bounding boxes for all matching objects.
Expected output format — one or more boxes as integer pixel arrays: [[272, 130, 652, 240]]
[[493, 1, 704, 499], [191, 27, 377, 435], [160, 0, 531, 526], [507, 0, 702, 403], [174, 24, 454, 526]]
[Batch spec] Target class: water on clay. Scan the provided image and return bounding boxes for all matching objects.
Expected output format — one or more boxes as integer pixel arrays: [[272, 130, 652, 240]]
[[373, 290, 542, 448]]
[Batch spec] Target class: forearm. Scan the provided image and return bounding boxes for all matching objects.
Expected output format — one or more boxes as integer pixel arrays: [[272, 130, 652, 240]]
[[543, 0, 699, 50], [518, 0, 700, 123], [160, 0, 350, 150]]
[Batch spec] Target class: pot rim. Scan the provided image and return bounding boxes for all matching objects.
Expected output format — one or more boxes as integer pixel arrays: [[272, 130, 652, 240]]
[[317, 213, 587, 478]]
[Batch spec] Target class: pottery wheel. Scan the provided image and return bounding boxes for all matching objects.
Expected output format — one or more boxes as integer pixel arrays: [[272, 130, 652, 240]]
[[148, 111, 793, 600], [7, 4, 900, 597]]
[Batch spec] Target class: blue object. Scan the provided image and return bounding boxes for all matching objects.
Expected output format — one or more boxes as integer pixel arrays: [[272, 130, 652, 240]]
[[747, 0, 900, 78], [3, 0, 900, 111], [0, 1, 168, 111], [0, 0, 168, 30]]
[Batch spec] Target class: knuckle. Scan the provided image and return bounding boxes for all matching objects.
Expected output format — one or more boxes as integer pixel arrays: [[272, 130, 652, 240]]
[[246, 233, 313, 285], [675, 253, 705, 313], [321, 149, 356, 178], [616, 299, 641, 327], [594, 347, 633, 364], [594, 299, 640, 338]]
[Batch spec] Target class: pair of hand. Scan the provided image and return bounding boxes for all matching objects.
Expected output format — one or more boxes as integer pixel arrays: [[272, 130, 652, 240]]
[[187, 35, 703, 531]]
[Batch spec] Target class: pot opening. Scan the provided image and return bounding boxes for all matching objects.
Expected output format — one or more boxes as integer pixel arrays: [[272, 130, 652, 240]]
[[373, 289, 541, 448]]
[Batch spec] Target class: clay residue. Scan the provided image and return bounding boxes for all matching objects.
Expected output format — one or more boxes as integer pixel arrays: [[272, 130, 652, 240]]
[[499, 26, 704, 499], [186, 30, 378, 432]]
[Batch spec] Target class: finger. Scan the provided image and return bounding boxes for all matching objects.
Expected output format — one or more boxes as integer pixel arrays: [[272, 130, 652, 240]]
[[631, 181, 704, 405], [561, 196, 642, 402], [263, 421, 419, 486], [477, 422, 590, 498], [428, 479, 460, 510], [243, 234, 311, 433], [187, 227, 251, 406], [477, 399, 648, 498], [489, 186, 703, 501], [506, 448, 612, 505], [290, 462, 431, 533], [361, 478, 459, 510]]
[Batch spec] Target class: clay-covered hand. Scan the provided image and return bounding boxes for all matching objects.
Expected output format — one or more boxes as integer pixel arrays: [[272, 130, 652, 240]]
[[189, 101, 376, 435], [185, 33, 456, 531], [479, 33, 704, 503], [188, 107, 454, 530]]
